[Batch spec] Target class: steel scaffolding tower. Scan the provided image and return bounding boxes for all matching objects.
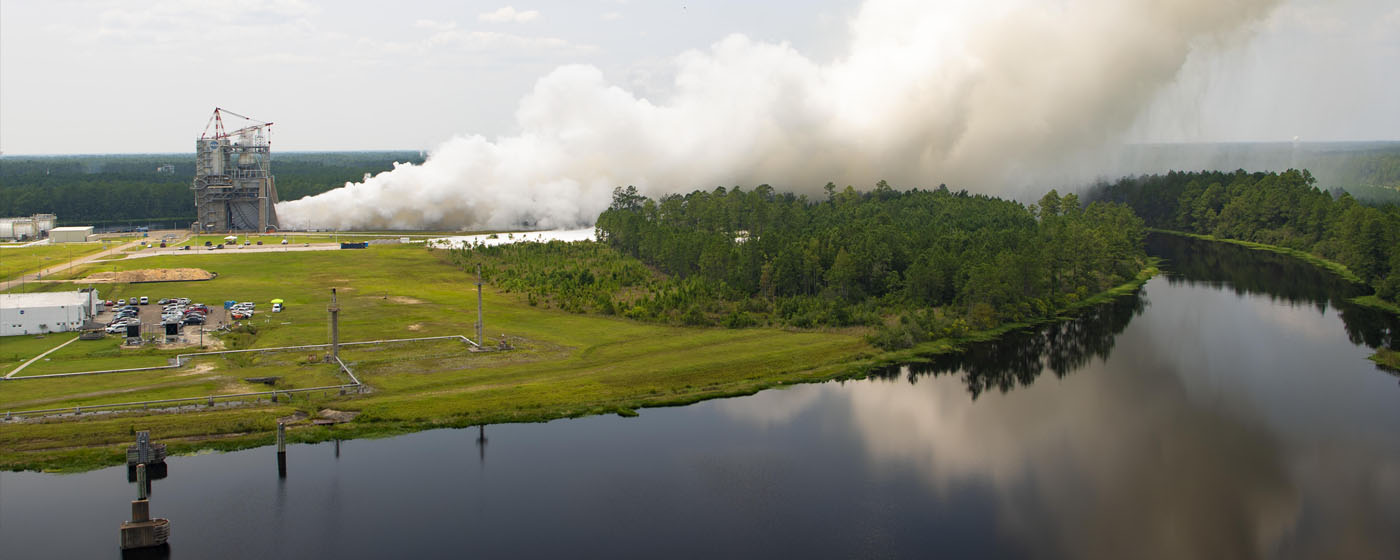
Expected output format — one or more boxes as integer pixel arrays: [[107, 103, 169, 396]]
[[192, 108, 280, 232]]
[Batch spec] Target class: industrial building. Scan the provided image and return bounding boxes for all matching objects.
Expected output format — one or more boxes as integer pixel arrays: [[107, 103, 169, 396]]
[[48, 226, 95, 243], [192, 108, 280, 233], [0, 214, 57, 241], [1, 290, 101, 336]]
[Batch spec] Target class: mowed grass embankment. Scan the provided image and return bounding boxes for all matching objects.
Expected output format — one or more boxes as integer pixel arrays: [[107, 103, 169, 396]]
[[0, 353, 349, 412], [1, 244, 871, 471], [0, 241, 114, 282]]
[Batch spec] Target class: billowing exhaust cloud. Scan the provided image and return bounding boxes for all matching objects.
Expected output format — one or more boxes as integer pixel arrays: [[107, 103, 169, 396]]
[[277, 0, 1280, 231]]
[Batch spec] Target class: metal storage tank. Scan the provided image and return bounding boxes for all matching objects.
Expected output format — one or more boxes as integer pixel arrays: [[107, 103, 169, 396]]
[[33, 214, 57, 233], [11, 220, 37, 240]]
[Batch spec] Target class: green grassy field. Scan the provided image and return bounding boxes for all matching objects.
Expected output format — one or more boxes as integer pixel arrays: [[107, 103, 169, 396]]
[[0, 241, 1162, 472], [0, 244, 876, 471], [0, 242, 114, 281], [0, 333, 78, 374]]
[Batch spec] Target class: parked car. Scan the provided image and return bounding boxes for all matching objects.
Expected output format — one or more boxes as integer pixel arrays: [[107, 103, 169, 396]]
[[281, 239, 289, 245], [139, 296, 149, 305], [105, 300, 116, 307], [204, 241, 212, 246], [183, 315, 205, 325], [272, 303, 283, 313], [117, 299, 126, 306]]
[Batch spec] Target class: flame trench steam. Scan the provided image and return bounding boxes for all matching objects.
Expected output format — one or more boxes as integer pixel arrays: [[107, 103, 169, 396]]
[[276, 0, 1280, 231]]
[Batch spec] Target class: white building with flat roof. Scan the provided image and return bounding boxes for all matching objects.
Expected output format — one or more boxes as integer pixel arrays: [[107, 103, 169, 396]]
[[48, 226, 94, 243], [0, 290, 101, 336]]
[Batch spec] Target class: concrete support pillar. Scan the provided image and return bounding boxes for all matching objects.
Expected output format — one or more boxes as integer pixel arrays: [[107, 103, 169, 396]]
[[136, 463, 148, 501], [329, 288, 341, 360], [476, 264, 484, 346]]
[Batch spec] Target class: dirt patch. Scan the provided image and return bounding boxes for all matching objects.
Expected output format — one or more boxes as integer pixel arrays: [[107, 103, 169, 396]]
[[86, 268, 215, 283], [151, 332, 225, 351], [314, 409, 359, 424], [277, 410, 310, 424], [175, 363, 217, 377], [406, 323, 423, 331], [388, 296, 426, 304]]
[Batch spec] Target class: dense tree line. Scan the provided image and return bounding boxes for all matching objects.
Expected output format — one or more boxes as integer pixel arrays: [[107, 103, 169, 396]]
[[1087, 169, 1400, 302], [0, 152, 423, 225], [454, 183, 1148, 350], [1328, 150, 1400, 192]]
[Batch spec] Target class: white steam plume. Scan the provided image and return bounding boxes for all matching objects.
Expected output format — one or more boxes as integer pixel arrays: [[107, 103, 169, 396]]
[[277, 0, 1280, 231]]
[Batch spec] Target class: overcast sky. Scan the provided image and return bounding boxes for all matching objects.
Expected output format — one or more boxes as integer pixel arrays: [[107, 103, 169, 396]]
[[1, 0, 1396, 155]]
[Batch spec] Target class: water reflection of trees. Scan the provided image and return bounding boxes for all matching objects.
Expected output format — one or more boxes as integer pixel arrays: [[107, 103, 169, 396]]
[[1146, 234, 1359, 308], [1148, 234, 1398, 350], [872, 234, 1399, 398], [873, 294, 1146, 399]]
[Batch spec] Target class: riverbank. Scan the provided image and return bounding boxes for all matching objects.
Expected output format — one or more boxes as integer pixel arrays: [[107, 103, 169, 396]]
[[1147, 228, 1400, 316], [0, 247, 1158, 473], [1148, 228, 1363, 282], [1372, 348, 1400, 373]]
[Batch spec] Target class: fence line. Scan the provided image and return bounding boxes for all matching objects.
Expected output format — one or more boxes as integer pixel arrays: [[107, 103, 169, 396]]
[[5, 383, 365, 418], [3, 334, 486, 420], [2, 334, 479, 381]]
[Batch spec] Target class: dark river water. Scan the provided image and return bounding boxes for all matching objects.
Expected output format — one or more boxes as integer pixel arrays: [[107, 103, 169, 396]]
[[3, 235, 1399, 559]]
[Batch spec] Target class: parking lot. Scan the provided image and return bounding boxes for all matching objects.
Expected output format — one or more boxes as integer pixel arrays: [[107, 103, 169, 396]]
[[95, 296, 237, 341]]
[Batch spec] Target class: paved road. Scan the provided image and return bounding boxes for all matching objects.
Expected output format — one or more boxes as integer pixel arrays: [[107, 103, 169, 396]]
[[0, 236, 146, 292], [3, 231, 405, 290], [126, 242, 345, 259], [4, 334, 78, 378]]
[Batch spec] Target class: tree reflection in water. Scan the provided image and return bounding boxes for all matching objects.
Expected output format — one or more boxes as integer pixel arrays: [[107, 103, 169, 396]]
[[872, 293, 1145, 398], [1149, 233, 1397, 351], [874, 233, 1399, 398]]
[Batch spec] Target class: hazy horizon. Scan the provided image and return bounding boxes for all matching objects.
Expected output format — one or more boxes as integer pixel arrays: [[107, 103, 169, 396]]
[[5, 0, 1397, 230]]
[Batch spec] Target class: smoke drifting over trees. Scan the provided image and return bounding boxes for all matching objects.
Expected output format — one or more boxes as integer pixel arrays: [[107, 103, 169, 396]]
[[276, 0, 1281, 231]]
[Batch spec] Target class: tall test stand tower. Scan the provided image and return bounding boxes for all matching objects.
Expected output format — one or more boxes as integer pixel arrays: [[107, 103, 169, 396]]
[[192, 108, 280, 232]]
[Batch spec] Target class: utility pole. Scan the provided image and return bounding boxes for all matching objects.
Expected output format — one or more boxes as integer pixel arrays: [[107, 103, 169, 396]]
[[475, 264, 484, 347], [328, 288, 340, 360]]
